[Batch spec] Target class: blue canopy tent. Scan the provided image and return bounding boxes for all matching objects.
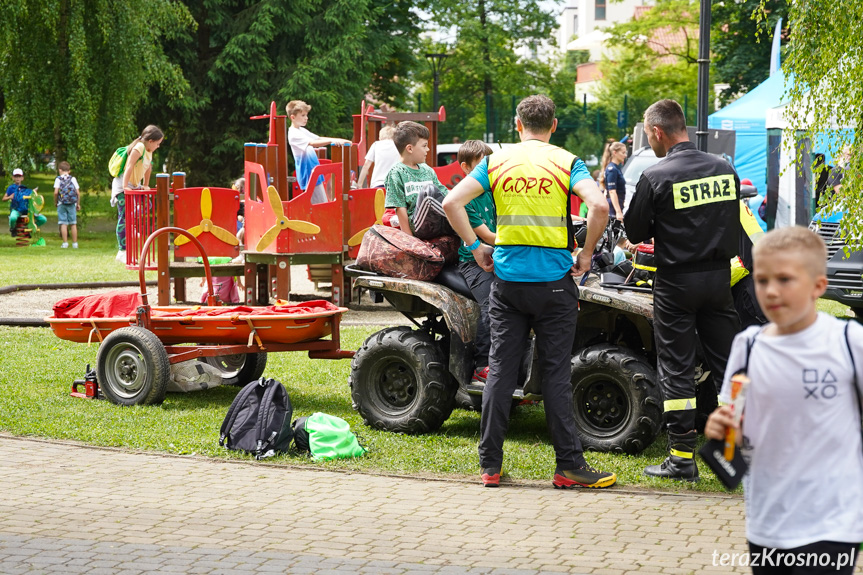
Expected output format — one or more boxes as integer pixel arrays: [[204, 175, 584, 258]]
[[708, 71, 788, 201]]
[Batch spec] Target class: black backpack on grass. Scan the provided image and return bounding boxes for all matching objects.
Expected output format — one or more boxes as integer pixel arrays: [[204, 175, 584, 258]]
[[219, 377, 293, 459]]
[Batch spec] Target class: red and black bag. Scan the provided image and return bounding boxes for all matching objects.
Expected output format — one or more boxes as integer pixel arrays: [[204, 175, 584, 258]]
[[356, 225, 445, 280], [425, 234, 460, 266]]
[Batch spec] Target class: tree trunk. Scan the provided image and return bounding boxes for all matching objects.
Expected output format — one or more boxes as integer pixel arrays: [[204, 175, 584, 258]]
[[54, 0, 70, 163]]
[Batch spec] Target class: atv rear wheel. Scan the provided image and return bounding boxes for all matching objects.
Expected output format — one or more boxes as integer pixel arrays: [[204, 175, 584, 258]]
[[570, 344, 662, 454], [350, 326, 456, 433], [199, 352, 267, 386]]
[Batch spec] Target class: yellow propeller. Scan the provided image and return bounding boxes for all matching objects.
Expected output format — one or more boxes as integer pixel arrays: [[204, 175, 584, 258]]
[[255, 185, 321, 252], [175, 188, 240, 247], [347, 188, 385, 247]]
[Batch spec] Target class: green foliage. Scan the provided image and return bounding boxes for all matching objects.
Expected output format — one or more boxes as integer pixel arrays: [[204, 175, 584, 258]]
[[0, 0, 194, 181], [594, 0, 699, 136], [414, 0, 561, 143], [776, 0, 863, 247], [137, 0, 419, 184], [712, 0, 788, 105]]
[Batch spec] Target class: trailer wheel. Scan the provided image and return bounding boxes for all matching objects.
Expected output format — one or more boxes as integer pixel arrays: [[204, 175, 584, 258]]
[[570, 344, 662, 455], [199, 353, 267, 386], [350, 326, 456, 434], [97, 326, 170, 406]]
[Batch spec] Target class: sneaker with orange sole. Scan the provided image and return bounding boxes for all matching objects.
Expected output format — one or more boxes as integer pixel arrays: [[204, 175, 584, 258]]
[[553, 465, 616, 489]]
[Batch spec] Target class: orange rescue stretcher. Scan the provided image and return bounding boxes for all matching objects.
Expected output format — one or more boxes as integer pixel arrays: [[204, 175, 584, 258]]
[[46, 227, 353, 406]]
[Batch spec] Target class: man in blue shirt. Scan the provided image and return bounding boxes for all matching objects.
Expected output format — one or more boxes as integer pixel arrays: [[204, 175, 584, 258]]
[[443, 95, 616, 489]]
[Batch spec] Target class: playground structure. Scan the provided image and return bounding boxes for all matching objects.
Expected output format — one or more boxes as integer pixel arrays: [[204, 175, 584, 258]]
[[124, 101, 459, 307]]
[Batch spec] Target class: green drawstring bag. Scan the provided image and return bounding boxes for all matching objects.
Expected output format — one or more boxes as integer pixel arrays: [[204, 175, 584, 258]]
[[292, 412, 367, 461]]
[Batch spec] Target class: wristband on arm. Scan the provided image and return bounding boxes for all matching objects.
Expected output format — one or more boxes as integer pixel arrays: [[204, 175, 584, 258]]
[[466, 237, 481, 251]]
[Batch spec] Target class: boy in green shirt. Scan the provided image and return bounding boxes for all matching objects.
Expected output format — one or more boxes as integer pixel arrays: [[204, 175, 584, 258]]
[[455, 141, 496, 384], [383, 121, 449, 236]]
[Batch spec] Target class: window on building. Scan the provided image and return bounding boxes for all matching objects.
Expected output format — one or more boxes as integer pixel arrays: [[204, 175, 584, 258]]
[[573, 15, 578, 33], [595, 0, 606, 20]]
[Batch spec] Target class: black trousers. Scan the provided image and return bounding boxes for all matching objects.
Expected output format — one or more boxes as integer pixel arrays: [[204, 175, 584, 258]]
[[479, 275, 586, 471], [653, 268, 739, 435], [458, 261, 495, 369], [748, 540, 860, 575]]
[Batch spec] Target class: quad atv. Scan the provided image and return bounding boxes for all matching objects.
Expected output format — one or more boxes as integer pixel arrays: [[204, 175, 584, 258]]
[[346, 221, 717, 455]]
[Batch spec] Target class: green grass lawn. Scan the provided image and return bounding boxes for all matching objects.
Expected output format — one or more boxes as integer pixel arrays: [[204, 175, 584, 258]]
[[0, 295, 852, 493], [0, 324, 729, 492]]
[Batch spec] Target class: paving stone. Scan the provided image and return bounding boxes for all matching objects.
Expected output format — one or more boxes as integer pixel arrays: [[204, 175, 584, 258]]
[[0, 437, 857, 575]]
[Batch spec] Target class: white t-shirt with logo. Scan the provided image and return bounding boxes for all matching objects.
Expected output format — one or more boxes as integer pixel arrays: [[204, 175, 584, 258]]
[[719, 313, 863, 548], [365, 139, 400, 188]]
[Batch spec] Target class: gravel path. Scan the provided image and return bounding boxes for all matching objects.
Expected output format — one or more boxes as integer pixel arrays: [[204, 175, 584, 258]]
[[0, 265, 410, 327]]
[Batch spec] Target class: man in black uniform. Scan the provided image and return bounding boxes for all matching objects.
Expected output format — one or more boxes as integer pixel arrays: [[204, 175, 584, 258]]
[[624, 99, 741, 481]]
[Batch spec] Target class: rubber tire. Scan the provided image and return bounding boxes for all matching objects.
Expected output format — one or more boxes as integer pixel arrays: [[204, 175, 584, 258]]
[[350, 326, 456, 434], [570, 344, 663, 454], [96, 326, 170, 406], [199, 353, 268, 386]]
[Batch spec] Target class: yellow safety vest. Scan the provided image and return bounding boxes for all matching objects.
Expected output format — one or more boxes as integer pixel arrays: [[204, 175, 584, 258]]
[[489, 140, 575, 249], [730, 200, 766, 286]]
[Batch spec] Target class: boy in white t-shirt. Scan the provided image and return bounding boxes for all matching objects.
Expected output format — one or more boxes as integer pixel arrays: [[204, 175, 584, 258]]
[[706, 226, 863, 574], [286, 100, 351, 204], [354, 124, 399, 189]]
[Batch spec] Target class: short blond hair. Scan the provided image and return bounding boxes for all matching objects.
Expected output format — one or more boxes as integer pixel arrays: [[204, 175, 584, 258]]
[[379, 125, 396, 140], [753, 226, 827, 278], [457, 140, 493, 165], [286, 100, 311, 118]]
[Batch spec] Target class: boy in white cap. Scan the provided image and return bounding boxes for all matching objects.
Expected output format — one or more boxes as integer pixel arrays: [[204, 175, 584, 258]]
[[3, 169, 47, 235]]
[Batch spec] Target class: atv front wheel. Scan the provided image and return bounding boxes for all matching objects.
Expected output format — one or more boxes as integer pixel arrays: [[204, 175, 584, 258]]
[[570, 344, 662, 454], [350, 326, 456, 433]]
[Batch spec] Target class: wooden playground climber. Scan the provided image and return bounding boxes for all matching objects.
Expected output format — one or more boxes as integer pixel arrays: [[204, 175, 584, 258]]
[[123, 100, 452, 307]]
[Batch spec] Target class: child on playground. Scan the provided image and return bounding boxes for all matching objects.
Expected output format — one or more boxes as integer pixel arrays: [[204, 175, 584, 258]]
[[705, 226, 863, 574], [3, 168, 47, 236], [383, 121, 449, 236], [54, 161, 81, 248], [111, 125, 164, 263], [286, 100, 351, 204], [455, 140, 495, 384], [354, 124, 399, 189]]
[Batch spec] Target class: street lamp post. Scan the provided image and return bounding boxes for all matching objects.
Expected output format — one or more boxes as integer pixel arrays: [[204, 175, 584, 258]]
[[696, 0, 711, 152], [425, 53, 449, 111]]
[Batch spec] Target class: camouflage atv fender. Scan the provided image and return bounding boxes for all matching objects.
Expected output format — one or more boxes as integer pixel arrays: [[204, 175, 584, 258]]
[[353, 276, 479, 387]]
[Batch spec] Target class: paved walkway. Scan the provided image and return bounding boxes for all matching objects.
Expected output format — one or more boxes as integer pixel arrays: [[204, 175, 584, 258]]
[[0, 436, 776, 574]]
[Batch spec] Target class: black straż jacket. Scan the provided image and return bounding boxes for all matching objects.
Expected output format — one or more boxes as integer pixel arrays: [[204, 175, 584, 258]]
[[624, 141, 741, 272]]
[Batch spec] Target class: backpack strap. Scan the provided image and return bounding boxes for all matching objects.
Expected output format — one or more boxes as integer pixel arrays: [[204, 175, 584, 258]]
[[255, 379, 281, 459], [740, 328, 762, 374], [219, 377, 265, 446], [843, 322, 863, 427]]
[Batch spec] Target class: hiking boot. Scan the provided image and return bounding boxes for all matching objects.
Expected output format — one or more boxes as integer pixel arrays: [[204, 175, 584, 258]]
[[644, 430, 699, 482], [60, 242, 68, 249], [553, 465, 617, 489], [472, 366, 490, 385], [481, 468, 501, 488]]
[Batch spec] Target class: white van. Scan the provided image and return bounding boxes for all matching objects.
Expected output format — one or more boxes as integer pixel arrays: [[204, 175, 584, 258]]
[[436, 142, 520, 166]]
